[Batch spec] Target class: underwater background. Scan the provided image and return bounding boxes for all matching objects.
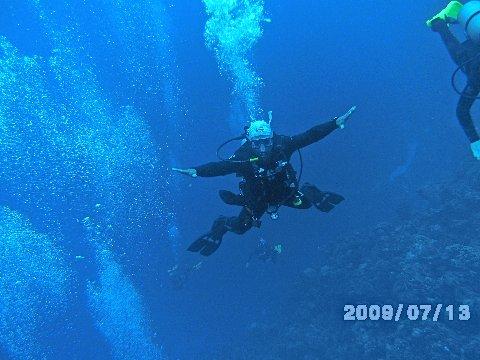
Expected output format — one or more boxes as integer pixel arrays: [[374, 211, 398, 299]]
[[0, 0, 479, 359]]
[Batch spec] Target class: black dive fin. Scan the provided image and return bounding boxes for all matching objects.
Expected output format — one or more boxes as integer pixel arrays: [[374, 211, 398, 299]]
[[317, 201, 335, 212], [199, 238, 222, 256], [324, 193, 345, 205], [219, 190, 245, 206], [187, 237, 209, 252], [187, 233, 223, 256], [301, 183, 345, 213], [315, 192, 345, 212]]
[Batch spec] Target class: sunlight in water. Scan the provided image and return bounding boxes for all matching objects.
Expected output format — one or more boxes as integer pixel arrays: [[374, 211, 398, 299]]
[[0, 207, 70, 359], [85, 216, 164, 360]]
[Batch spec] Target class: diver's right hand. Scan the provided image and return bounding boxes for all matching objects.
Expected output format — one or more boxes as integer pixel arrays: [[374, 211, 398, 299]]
[[336, 106, 357, 129], [172, 168, 198, 177]]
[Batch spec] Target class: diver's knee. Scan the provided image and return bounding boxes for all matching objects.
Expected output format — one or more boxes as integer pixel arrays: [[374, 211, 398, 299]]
[[236, 224, 251, 234], [233, 221, 252, 234], [211, 216, 228, 233], [456, 103, 471, 120], [227, 217, 252, 234]]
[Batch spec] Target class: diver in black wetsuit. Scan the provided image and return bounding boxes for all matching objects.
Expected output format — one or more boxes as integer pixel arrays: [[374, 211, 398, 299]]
[[429, 12, 480, 158], [173, 106, 356, 256]]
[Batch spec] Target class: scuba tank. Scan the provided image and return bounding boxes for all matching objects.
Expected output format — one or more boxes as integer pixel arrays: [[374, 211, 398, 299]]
[[459, 1, 480, 43], [447, 2, 480, 98]]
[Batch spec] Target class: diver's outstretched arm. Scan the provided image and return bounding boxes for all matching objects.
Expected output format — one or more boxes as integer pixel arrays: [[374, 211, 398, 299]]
[[287, 106, 356, 151], [286, 121, 338, 152], [173, 160, 240, 178], [194, 160, 241, 177], [174, 158, 244, 178], [174, 141, 250, 178], [173, 157, 244, 178]]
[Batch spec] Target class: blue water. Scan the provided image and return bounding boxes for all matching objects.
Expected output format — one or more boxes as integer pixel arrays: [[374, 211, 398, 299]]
[[0, 1, 477, 359]]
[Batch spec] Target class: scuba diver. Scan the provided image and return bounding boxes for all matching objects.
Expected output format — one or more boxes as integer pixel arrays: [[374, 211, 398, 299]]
[[245, 237, 282, 268], [427, 1, 480, 159], [173, 106, 357, 256]]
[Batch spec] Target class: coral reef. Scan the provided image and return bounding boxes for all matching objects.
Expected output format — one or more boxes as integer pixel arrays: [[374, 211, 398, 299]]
[[219, 161, 480, 359]]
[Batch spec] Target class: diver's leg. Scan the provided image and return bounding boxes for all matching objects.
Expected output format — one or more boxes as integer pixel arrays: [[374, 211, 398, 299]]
[[431, 19, 467, 65], [219, 190, 245, 206], [456, 83, 480, 143], [187, 208, 261, 256], [225, 207, 259, 235]]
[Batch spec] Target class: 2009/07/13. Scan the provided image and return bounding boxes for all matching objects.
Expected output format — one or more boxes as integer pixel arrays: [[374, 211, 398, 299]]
[[344, 304, 471, 322]]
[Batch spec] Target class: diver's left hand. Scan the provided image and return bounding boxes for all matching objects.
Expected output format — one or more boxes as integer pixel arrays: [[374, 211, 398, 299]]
[[172, 167, 197, 177], [336, 106, 357, 129]]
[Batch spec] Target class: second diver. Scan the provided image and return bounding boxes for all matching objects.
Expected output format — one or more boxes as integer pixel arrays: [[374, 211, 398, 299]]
[[428, 1, 480, 158]]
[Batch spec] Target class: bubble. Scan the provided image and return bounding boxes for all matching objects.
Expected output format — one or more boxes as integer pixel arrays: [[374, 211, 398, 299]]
[[203, 0, 267, 127]]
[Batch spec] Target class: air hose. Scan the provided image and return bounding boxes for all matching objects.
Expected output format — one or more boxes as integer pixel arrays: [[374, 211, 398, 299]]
[[451, 52, 480, 99]]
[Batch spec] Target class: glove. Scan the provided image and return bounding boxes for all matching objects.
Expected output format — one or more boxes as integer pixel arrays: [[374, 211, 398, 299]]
[[470, 140, 480, 160], [172, 168, 197, 177], [336, 106, 357, 129]]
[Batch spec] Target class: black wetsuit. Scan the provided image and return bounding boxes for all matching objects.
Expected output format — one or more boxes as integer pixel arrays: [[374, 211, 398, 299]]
[[436, 22, 480, 143], [194, 119, 339, 241]]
